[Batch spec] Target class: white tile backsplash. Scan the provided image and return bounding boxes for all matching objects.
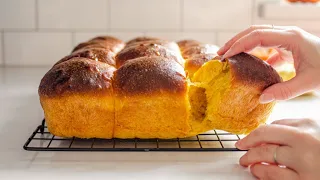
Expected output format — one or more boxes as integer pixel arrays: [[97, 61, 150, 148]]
[[183, 0, 253, 30], [38, 0, 108, 30], [0, 0, 36, 29], [74, 32, 145, 45], [73, 32, 107, 46], [0, 0, 320, 66], [145, 32, 217, 44], [254, 19, 320, 31], [217, 32, 237, 47], [110, 0, 180, 30], [4, 32, 72, 66], [254, 0, 320, 31], [107, 32, 145, 42], [261, 1, 320, 20]]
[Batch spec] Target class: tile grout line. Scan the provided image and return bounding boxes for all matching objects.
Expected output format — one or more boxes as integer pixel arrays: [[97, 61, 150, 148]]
[[35, 0, 39, 31], [4, 28, 110, 33]]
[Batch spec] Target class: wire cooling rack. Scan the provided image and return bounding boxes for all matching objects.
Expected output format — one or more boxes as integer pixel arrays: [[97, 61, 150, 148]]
[[23, 119, 245, 152]]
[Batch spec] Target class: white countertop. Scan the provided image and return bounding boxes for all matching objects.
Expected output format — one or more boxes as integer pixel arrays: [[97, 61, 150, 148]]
[[1, 67, 319, 180]]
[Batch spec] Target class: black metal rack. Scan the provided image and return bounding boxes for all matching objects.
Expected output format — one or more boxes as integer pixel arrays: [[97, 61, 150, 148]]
[[23, 119, 245, 152]]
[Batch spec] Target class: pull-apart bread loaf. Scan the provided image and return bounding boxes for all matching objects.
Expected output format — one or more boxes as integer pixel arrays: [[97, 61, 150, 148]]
[[39, 36, 281, 139]]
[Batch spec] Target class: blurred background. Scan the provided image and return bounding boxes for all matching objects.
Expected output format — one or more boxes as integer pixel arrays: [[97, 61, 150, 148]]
[[0, 0, 319, 67]]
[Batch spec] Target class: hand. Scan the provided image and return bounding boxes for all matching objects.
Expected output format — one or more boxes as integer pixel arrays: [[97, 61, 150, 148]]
[[236, 118, 320, 180], [217, 25, 320, 103]]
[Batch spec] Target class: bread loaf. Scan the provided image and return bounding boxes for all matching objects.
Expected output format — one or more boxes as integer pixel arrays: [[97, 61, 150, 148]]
[[39, 36, 281, 139], [39, 58, 116, 138]]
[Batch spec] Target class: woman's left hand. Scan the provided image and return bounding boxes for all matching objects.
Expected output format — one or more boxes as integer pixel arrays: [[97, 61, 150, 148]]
[[236, 118, 320, 180]]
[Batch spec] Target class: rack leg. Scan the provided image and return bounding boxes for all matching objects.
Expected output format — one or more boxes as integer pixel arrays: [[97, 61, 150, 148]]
[[40, 119, 45, 134]]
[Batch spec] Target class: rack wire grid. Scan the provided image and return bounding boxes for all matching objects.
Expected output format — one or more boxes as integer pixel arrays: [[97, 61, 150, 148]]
[[23, 119, 245, 152]]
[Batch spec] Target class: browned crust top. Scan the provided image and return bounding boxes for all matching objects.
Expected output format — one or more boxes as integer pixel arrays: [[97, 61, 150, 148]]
[[125, 40, 180, 53], [115, 44, 184, 68], [72, 40, 124, 53], [126, 36, 161, 45], [176, 40, 202, 51], [113, 56, 187, 96], [185, 54, 218, 70], [55, 48, 116, 67], [182, 44, 219, 58], [227, 53, 282, 90], [39, 57, 116, 97]]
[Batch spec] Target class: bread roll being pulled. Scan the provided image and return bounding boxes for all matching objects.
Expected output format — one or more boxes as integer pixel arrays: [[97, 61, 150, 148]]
[[188, 53, 281, 135], [38, 36, 281, 139]]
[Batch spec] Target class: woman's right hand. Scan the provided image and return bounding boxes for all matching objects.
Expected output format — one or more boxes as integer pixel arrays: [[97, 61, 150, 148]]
[[217, 25, 320, 103]]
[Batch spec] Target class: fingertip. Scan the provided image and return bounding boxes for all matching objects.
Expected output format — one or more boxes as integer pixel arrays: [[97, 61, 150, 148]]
[[259, 93, 275, 104], [222, 50, 233, 59], [239, 154, 249, 167], [249, 164, 259, 177], [235, 139, 249, 150], [263, 78, 303, 101], [217, 47, 225, 55], [236, 146, 247, 151], [235, 140, 242, 149]]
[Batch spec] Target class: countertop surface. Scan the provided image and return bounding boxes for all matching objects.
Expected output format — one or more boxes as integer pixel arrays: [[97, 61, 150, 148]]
[[1, 67, 320, 180]]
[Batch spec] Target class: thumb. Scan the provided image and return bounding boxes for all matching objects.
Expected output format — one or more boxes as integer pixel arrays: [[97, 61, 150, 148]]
[[266, 52, 283, 67], [259, 73, 312, 103]]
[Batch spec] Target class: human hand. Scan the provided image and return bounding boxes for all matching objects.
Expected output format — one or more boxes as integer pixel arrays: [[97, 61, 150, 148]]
[[236, 118, 320, 180], [217, 25, 320, 103]]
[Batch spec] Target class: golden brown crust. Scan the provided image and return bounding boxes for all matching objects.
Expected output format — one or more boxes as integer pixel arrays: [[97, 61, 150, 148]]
[[125, 40, 180, 53], [185, 53, 218, 71], [113, 56, 187, 96], [115, 43, 184, 68], [39, 57, 116, 97], [227, 53, 282, 90], [182, 44, 219, 58], [177, 40, 202, 51], [72, 42, 125, 54], [126, 37, 161, 45], [55, 48, 116, 67], [72, 36, 125, 53]]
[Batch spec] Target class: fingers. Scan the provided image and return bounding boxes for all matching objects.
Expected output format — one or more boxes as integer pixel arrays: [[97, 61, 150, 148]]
[[271, 119, 303, 126], [223, 29, 296, 59], [218, 25, 274, 55], [266, 51, 282, 66], [235, 124, 300, 150], [240, 144, 278, 166], [260, 72, 315, 103], [250, 163, 299, 180], [218, 25, 301, 57], [272, 118, 319, 132], [240, 144, 295, 169], [267, 48, 294, 66]]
